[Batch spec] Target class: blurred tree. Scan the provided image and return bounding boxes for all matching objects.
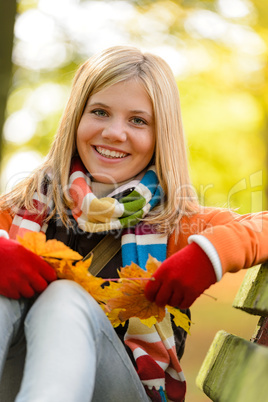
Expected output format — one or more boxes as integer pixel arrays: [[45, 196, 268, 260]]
[[130, 0, 268, 211], [0, 0, 17, 171], [2, 0, 268, 212]]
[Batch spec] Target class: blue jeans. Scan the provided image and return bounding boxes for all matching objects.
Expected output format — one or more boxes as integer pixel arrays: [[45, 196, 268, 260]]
[[0, 280, 151, 402]]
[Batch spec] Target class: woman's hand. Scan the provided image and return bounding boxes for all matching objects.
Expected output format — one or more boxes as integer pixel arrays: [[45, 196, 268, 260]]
[[144, 242, 217, 308], [0, 237, 57, 299]]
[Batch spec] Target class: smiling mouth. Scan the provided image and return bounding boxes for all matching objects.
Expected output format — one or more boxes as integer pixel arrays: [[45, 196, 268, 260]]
[[95, 146, 128, 159]]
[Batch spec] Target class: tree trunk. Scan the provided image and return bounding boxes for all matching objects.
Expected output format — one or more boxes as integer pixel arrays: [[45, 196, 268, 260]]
[[0, 0, 17, 174]]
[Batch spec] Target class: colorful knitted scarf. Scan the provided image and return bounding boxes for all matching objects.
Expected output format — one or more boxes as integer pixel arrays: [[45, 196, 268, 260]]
[[9, 156, 186, 402]]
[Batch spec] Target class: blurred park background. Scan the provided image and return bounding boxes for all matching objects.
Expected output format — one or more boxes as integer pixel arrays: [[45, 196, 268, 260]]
[[0, 0, 267, 400]]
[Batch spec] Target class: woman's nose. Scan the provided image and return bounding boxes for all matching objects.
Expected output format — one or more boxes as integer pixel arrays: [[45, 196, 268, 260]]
[[102, 119, 127, 142]]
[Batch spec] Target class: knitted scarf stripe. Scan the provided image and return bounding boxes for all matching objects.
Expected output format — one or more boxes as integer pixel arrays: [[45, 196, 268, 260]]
[[124, 315, 186, 402], [121, 225, 167, 270], [8, 157, 186, 402], [9, 196, 51, 240], [69, 157, 163, 233]]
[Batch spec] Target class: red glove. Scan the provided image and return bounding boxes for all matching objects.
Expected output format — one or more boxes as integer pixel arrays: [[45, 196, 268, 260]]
[[0, 237, 57, 300], [145, 242, 217, 308]]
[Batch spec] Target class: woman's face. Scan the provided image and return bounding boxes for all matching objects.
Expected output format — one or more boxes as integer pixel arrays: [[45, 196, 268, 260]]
[[76, 79, 155, 183]]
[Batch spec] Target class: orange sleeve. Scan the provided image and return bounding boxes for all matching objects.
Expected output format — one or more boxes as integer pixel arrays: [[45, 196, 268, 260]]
[[0, 209, 13, 233], [167, 207, 268, 275], [200, 209, 268, 274]]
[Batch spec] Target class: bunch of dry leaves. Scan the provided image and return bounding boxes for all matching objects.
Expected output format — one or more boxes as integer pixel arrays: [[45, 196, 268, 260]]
[[18, 232, 191, 333]]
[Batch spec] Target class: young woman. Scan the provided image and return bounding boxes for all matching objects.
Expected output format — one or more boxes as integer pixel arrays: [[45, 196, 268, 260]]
[[0, 46, 267, 402]]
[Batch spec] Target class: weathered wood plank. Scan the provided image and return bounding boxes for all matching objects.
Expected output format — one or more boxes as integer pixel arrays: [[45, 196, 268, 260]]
[[196, 330, 268, 402], [232, 263, 268, 315], [251, 316, 268, 346]]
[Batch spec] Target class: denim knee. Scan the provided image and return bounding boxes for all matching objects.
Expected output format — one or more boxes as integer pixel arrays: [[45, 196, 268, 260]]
[[24, 280, 106, 338]]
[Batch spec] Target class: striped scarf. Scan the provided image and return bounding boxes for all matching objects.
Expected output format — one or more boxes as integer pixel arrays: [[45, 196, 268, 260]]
[[9, 157, 186, 402]]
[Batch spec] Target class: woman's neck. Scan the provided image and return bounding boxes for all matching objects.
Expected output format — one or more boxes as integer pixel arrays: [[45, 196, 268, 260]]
[[91, 170, 146, 199], [91, 181, 123, 198]]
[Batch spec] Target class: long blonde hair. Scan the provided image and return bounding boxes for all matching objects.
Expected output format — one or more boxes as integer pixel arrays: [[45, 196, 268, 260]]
[[0, 46, 198, 234]]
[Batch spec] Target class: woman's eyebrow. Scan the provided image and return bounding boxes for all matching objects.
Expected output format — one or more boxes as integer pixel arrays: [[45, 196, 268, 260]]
[[130, 110, 152, 118], [87, 102, 109, 108]]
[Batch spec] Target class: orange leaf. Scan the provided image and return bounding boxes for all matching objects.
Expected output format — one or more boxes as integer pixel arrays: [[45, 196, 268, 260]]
[[145, 254, 162, 275], [18, 232, 82, 261], [118, 255, 161, 280], [18, 233, 191, 333], [107, 256, 191, 333], [108, 280, 165, 323], [48, 255, 111, 303], [107, 258, 165, 325], [118, 262, 151, 279], [105, 308, 127, 328], [18, 232, 110, 303]]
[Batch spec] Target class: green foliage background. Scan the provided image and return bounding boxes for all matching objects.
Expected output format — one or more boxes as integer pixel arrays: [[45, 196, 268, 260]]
[[1, 2, 267, 401], [2, 0, 267, 214]]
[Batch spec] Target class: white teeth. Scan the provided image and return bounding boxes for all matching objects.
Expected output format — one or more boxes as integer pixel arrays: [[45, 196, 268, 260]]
[[95, 146, 127, 159]]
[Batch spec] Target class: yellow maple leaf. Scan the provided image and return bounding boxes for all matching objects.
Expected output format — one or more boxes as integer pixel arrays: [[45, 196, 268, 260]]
[[144, 254, 162, 275], [58, 259, 109, 302], [118, 262, 150, 279], [108, 257, 191, 333], [18, 233, 191, 333], [105, 308, 127, 328], [118, 255, 161, 279], [18, 232, 82, 261], [167, 306, 191, 334], [140, 316, 158, 327], [107, 257, 165, 327], [17, 232, 110, 303], [107, 279, 166, 324]]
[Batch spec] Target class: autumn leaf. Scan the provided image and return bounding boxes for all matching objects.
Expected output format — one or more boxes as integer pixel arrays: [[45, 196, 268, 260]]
[[106, 256, 191, 333], [17, 232, 111, 303], [57, 258, 112, 303], [104, 307, 127, 328], [18, 232, 81, 261], [118, 255, 161, 280], [167, 306, 191, 334], [140, 316, 158, 327], [18, 233, 191, 333], [107, 278, 166, 324], [144, 254, 162, 275]]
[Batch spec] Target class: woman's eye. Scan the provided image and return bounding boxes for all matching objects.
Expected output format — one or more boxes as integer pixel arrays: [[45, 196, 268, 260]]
[[92, 109, 107, 117], [132, 117, 146, 125]]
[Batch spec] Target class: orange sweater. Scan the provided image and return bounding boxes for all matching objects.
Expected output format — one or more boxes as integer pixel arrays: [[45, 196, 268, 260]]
[[1, 207, 268, 276], [167, 207, 268, 275]]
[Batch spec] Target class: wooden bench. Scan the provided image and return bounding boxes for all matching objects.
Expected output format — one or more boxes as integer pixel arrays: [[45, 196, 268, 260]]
[[196, 262, 268, 402]]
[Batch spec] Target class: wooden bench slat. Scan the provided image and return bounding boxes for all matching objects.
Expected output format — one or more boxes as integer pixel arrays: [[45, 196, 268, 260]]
[[252, 316, 268, 345], [232, 263, 268, 316], [196, 330, 268, 402]]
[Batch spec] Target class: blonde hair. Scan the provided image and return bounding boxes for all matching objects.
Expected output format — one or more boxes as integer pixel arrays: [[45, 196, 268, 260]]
[[0, 45, 198, 234]]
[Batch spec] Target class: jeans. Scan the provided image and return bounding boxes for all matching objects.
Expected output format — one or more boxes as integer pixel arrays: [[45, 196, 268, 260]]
[[0, 280, 151, 402]]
